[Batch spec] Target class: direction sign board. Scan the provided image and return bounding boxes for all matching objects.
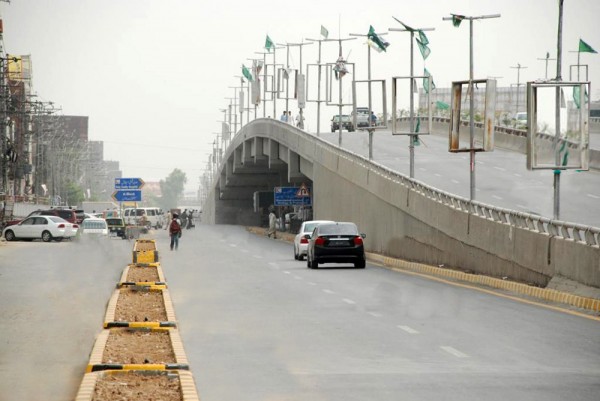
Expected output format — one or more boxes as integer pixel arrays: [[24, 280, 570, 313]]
[[112, 190, 142, 202], [274, 186, 312, 206], [114, 178, 145, 190]]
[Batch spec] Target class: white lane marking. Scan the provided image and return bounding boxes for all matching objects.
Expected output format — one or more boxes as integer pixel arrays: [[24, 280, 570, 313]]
[[397, 325, 419, 334], [513, 173, 522, 177], [293, 275, 302, 280], [283, 271, 291, 275], [308, 282, 317, 286], [434, 173, 442, 177], [240, 249, 249, 253], [368, 312, 382, 318], [419, 167, 427, 171], [587, 194, 600, 199], [268, 262, 279, 268], [492, 195, 503, 200], [451, 179, 460, 184], [229, 244, 237, 247], [342, 298, 356, 305], [441, 346, 469, 358], [252, 254, 262, 259], [516, 204, 528, 210], [322, 289, 336, 294], [493, 166, 506, 172]]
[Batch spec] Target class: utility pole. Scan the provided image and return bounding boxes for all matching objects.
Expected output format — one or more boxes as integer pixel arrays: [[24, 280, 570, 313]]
[[282, 41, 312, 129], [443, 13, 501, 201], [224, 96, 237, 135], [389, 20, 435, 177], [305, 36, 328, 135], [255, 51, 271, 118], [537, 52, 556, 80], [553, 0, 564, 220], [510, 63, 528, 114]]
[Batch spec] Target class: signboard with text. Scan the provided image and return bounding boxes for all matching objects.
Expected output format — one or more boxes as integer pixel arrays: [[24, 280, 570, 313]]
[[274, 185, 311, 206], [114, 178, 145, 190], [112, 190, 142, 202]]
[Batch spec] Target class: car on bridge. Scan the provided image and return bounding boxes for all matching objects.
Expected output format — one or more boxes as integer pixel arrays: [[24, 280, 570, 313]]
[[331, 115, 355, 132], [306, 222, 366, 269]]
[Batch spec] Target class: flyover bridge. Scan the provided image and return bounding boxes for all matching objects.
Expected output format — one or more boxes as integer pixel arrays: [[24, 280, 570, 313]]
[[202, 118, 600, 290]]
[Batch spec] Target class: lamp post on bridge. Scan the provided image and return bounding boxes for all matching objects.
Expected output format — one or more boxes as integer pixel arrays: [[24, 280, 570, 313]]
[[442, 13, 501, 201], [510, 63, 528, 115], [537, 52, 556, 80], [389, 19, 435, 178]]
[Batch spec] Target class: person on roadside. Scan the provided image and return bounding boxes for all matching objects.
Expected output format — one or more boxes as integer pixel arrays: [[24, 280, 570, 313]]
[[280, 111, 288, 123], [266, 206, 277, 239], [288, 111, 293, 125], [165, 210, 172, 230], [169, 213, 182, 251]]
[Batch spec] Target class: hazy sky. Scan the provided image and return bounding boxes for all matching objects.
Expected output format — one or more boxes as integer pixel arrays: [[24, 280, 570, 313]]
[[2, 0, 598, 192]]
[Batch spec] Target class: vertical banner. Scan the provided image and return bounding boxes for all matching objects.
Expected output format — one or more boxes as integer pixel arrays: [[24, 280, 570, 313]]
[[239, 90, 244, 112], [297, 74, 306, 108], [222, 122, 230, 142]]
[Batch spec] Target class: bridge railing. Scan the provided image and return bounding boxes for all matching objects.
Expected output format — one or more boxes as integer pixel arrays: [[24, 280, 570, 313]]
[[305, 125, 600, 248]]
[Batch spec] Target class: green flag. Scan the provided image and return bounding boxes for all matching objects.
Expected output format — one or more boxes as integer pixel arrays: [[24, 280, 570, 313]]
[[367, 25, 389, 53], [416, 38, 430, 60], [451, 14, 465, 27], [436, 100, 450, 110], [579, 38, 597, 54], [321, 25, 329, 39], [572, 85, 588, 109], [423, 68, 435, 94], [418, 30, 429, 46], [265, 35, 274, 52], [242, 64, 254, 82], [415, 117, 420, 133]]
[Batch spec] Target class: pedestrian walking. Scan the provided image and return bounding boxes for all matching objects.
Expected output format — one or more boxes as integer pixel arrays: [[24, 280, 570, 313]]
[[266, 206, 277, 239], [165, 210, 172, 230], [288, 111, 293, 124], [280, 111, 288, 122], [169, 213, 182, 251]]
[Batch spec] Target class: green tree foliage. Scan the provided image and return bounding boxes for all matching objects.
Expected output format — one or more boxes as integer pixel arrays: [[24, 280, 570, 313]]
[[65, 180, 85, 205], [159, 168, 187, 210]]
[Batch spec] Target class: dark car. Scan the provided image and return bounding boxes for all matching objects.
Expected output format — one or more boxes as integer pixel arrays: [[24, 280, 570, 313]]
[[106, 217, 127, 239], [306, 222, 366, 269], [331, 115, 355, 132]]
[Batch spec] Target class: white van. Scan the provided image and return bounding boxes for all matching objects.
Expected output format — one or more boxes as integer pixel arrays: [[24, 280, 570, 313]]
[[123, 208, 162, 229]]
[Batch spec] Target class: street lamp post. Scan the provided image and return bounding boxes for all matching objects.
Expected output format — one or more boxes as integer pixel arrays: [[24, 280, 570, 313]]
[[443, 13, 501, 201], [389, 21, 435, 178], [321, 37, 357, 146], [537, 52, 556, 80], [510, 63, 528, 115]]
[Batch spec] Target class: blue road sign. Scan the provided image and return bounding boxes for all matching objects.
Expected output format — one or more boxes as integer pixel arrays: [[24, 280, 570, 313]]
[[112, 190, 142, 202], [274, 186, 312, 206], [114, 178, 145, 190]]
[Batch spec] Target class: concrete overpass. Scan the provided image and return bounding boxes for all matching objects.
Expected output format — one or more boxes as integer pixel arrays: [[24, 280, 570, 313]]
[[202, 118, 600, 290]]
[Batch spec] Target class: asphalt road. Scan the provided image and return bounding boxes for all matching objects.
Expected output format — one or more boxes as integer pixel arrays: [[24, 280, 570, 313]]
[[1, 227, 599, 400], [0, 236, 130, 401], [315, 129, 600, 227], [160, 226, 600, 401]]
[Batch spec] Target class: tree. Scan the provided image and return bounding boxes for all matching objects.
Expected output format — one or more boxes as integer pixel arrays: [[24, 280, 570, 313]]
[[159, 168, 187, 210], [64, 180, 85, 206]]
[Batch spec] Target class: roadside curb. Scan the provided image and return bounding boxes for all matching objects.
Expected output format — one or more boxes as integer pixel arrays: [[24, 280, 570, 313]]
[[246, 226, 600, 314]]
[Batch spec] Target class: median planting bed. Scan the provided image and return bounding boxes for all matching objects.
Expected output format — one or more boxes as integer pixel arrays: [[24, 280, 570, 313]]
[[75, 240, 200, 400]]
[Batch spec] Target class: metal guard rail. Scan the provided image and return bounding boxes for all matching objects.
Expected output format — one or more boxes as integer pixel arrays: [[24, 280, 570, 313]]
[[307, 127, 600, 248]]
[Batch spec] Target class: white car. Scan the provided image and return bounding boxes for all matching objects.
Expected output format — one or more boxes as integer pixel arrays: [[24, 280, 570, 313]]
[[80, 218, 109, 237], [293, 220, 335, 260], [2, 215, 79, 242]]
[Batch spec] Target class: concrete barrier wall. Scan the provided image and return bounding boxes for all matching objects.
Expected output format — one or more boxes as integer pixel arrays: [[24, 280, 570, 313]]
[[205, 119, 600, 288]]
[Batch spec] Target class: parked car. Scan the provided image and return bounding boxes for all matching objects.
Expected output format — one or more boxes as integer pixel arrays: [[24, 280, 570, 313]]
[[80, 218, 109, 237], [294, 220, 335, 261], [306, 222, 366, 269], [331, 115, 355, 132], [106, 217, 127, 239], [2, 215, 79, 242], [4, 208, 78, 227]]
